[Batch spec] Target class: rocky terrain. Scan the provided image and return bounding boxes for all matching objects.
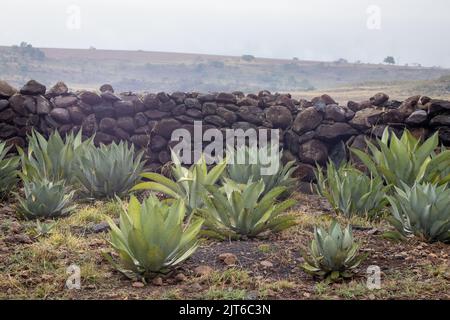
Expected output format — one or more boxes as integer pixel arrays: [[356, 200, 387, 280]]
[[1, 79, 450, 180]]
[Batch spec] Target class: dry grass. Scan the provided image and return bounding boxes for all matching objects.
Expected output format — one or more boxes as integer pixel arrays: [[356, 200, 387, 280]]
[[291, 81, 450, 104]]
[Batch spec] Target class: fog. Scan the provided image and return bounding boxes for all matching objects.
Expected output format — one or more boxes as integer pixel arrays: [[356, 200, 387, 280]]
[[1, 0, 449, 67]]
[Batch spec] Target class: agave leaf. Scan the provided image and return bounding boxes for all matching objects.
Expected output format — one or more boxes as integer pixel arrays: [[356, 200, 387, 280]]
[[140, 172, 179, 191], [132, 181, 180, 198]]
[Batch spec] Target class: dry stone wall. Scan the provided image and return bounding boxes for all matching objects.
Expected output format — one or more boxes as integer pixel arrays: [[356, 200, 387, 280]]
[[1, 79, 450, 181]]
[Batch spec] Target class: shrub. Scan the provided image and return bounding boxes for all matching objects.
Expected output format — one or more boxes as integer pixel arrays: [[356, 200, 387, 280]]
[[198, 179, 296, 238], [241, 54, 255, 62], [315, 162, 389, 219], [76, 141, 145, 199], [300, 220, 367, 282], [351, 128, 450, 187], [105, 195, 203, 278], [387, 183, 450, 243]]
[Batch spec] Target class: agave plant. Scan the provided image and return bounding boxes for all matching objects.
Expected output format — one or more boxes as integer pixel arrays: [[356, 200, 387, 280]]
[[16, 178, 75, 219], [32, 220, 57, 238], [197, 179, 297, 238], [76, 141, 145, 199], [132, 152, 226, 216], [105, 195, 203, 279], [386, 183, 450, 243], [0, 141, 20, 198], [315, 162, 389, 219], [226, 144, 298, 197], [351, 128, 450, 187], [20, 130, 93, 185], [301, 220, 367, 282]]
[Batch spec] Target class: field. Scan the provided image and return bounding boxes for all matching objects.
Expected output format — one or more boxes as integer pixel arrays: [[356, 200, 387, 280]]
[[1, 45, 450, 301], [292, 80, 450, 104], [1, 191, 449, 300], [1, 45, 450, 98]]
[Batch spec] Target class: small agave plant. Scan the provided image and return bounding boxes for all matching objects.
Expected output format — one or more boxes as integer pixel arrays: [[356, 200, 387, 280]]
[[225, 144, 298, 197], [198, 179, 297, 239], [315, 161, 389, 219], [32, 220, 57, 238], [20, 130, 93, 185], [387, 183, 450, 243], [301, 220, 367, 282], [16, 178, 76, 219], [132, 152, 226, 216], [351, 128, 450, 187], [76, 141, 145, 199], [105, 195, 203, 280]]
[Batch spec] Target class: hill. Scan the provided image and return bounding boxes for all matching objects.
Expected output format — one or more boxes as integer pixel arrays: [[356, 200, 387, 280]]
[[1, 45, 450, 96]]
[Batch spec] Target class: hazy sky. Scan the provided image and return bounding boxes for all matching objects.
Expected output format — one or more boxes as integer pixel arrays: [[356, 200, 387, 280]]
[[1, 0, 449, 67]]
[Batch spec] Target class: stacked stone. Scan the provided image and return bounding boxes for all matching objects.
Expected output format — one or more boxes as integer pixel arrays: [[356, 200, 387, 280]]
[[287, 93, 450, 180], [1, 79, 450, 182]]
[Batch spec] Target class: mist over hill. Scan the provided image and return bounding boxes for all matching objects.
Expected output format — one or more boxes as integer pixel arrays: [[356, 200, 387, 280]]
[[1, 45, 449, 94]]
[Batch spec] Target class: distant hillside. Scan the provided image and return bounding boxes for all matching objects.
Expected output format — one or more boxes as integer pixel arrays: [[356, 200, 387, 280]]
[[292, 75, 450, 104], [1, 45, 450, 94]]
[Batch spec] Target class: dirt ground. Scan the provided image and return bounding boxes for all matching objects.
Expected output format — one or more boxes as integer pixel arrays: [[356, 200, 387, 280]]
[[0, 192, 449, 300]]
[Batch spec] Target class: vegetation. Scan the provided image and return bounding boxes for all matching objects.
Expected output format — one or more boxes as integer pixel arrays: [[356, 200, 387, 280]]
[[1, 124, 450, 299], [105, 195, 203, 279], [0, 141, 20, 198], [32, 220, 57, 238], [16, 178, 75, 219], [11, 42, 46, 61], [300, 220, 367, 282], [20, 130, 93, 185], [226, 145, 298, 198], [387, 183, 450, 243], [383, 56, 396, 65], [2, 46, 448, 94], [198, 179, 296, 238], [76, 141, 145, 199], [351, 128, 450, 187], [241, 54, 255, 62], [315, 162, 389, 219], [133, 153, 226, 216]]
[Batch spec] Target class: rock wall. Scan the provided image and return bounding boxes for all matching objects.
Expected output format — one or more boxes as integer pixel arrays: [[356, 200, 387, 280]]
[[1, 79, 450, 180]]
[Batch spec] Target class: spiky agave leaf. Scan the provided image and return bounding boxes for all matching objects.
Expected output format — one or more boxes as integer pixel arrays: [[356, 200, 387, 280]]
[[106, 195, 203, 277]]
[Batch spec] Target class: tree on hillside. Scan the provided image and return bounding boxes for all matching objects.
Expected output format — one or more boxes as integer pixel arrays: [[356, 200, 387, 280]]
[[383, 56, 396, 65], [335, 58, 348, 64], [241, 54, 255, 62], [11, 42, 45, 60]]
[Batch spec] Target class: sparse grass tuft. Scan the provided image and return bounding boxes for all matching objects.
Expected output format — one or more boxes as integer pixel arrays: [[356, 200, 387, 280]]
[[201, 288, 247, 300]]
